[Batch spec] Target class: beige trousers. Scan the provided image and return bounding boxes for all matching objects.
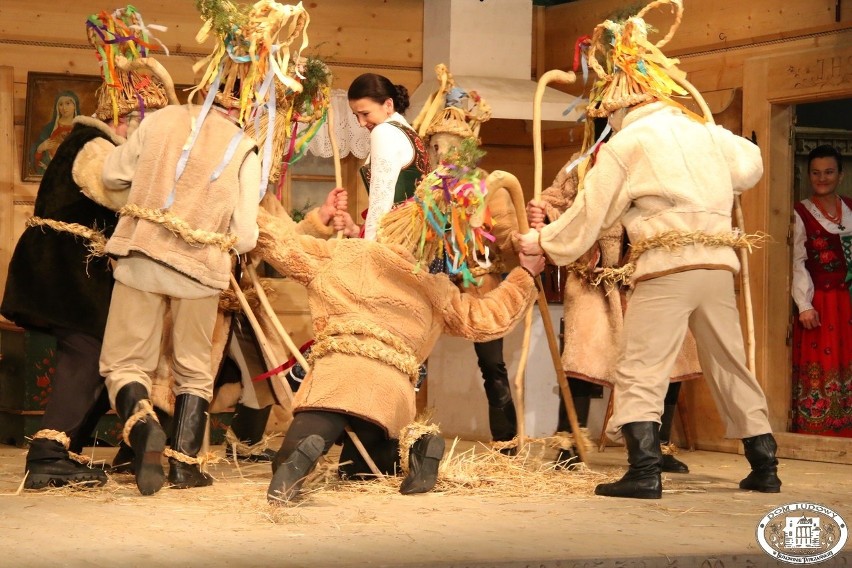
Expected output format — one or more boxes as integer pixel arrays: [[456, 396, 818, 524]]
[[607, 269, 771, 441], [100, 281, 219, 408]]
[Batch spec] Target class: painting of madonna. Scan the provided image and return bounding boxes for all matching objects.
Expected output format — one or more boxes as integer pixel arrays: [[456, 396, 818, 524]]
[[22, 73, 100, 181]]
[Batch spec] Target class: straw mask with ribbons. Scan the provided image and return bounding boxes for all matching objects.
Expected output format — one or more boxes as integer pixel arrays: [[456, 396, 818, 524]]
[[86, 5, 178, 124], [186, 0, 311, 204]]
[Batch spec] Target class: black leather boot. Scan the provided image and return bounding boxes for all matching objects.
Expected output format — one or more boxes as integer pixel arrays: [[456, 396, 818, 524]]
[[110, 441, 135, 474], [739, 433, 782, 493], [400, 433, 445, 495], [24, 437, 107, 489], [659, 404, 689, 473], [488, 402, 518, 456], [267, 434, 325, 504], [168, 394, 214, 489], [226, 403, 276, 462], [114, 382, 167, 495], [595, 421, 662, 499]]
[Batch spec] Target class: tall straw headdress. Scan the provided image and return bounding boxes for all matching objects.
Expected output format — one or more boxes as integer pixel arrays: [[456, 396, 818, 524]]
[[584, 0, 699, 120], [188, 0, 315, 197], [86, 5, 177, 123]]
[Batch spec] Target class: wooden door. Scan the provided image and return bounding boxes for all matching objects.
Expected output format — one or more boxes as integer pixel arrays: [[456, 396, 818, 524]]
[[743, 42, 852, 464]]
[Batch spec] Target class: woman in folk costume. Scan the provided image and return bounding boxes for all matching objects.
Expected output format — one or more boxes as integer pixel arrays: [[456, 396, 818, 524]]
[[521, 0, 781, 498], [540, 145, 701, 472], [258, 158, 544, 503], [96, 0, 319, 495], [415, 67, 522, 454], [0, 6, 176, 489], [339, 73, 430, 240], [791, 144, 852, 437]]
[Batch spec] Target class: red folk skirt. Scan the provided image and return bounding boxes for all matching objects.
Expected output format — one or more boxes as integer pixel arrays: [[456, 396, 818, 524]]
[[792, 287, 852, 437]]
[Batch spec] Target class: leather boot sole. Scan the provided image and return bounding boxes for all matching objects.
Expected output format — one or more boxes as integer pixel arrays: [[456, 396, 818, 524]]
[[267, 435, 325, 504], [595, 476, 662, 499], [133, 426, 167, 496], [400, 435, 445, 495]]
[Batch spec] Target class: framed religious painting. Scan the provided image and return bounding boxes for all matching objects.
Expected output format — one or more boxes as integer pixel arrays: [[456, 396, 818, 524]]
[[21, 72, 101, 182]]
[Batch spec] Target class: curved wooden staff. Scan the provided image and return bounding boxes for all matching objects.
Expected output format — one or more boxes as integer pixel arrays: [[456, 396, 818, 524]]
[[528, 69, 589, 464], [243, 262, 384, 478], [485, 168, 587, 464], [672, 75, 756, 372]]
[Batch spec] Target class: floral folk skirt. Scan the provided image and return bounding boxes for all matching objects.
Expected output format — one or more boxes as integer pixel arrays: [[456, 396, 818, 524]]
[[792, 287, 852, 437]]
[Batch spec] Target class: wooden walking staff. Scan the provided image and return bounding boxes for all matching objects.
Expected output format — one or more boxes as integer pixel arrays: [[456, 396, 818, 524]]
[[243, 262, 385, 478], [527, 68, 590, 464], [484, 168, 587, 464]]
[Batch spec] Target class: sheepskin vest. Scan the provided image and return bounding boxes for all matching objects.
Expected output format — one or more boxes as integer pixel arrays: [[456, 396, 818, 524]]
[[105, 105, 257, 289], [1, 122, 118, 338]]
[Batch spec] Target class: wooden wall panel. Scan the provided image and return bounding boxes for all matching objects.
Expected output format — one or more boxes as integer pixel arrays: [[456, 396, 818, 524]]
[[0, 68, 13, 298], [544, 0, 852, 79]]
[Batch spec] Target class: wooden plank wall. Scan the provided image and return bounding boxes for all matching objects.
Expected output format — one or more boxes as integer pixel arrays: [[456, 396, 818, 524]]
[[543, 0, 852, 457]]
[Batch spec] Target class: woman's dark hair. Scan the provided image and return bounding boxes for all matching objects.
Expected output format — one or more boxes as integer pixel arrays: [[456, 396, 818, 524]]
[[807, 144, 843, 173], [347, 73, 410, 115]]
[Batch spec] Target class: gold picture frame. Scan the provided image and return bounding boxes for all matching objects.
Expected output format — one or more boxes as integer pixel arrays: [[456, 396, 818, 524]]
[[21, 72, 101, 182]]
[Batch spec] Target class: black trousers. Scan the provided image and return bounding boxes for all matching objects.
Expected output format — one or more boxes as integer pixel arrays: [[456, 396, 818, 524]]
[[473, 338, 517, 441], [28, 328, 108, 461], [280, 410, 400, 477]]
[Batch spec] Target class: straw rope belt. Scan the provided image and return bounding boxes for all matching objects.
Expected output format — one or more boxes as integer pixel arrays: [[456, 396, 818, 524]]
[[119, 204, 237, 252], [31, 429, 92, 465], [308, 321, 421, 384], [583, 230, 768, 289], [26, 216, 109, 257]]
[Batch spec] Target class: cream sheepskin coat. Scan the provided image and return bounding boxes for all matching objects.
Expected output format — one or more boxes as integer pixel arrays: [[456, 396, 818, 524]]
[[539, 102, 763, 283], [542, 151, 701, 386], [256, 209, 537, 437]]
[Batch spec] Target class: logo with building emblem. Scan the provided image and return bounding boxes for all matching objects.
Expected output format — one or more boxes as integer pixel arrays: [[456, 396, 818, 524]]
[[756, 502, 848, 564]]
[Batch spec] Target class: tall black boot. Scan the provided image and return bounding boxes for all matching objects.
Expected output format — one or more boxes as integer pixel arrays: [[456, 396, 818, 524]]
[[595, 421, 662, 499], [739, 433, 782, 493], [267, 434, 325, 504], [24, 435, 107, 489], [226, 403, 275, 462], [488, 402, 518, 456], [659, 404, 689, 473], [168, 394, 214, 489], [399, 433, 445, 495], [114, 382, 167, 496]]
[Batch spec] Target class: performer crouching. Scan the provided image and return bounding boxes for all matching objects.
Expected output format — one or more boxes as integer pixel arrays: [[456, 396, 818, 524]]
[[257, 160, 544, 503]]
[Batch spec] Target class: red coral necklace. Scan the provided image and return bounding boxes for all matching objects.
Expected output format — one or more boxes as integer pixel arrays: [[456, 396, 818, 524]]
[[812, 195, 845, 231]]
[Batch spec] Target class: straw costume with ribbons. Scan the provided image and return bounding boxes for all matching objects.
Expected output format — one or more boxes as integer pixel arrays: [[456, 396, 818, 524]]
[[524, 0, 780, 499], [3, 5, 175, 492], [411, 65, 526, 455], [254, 152, 538, 501]]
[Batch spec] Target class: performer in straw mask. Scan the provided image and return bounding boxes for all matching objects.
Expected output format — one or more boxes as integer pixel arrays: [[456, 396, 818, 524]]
[[520, 0, 781, 499]]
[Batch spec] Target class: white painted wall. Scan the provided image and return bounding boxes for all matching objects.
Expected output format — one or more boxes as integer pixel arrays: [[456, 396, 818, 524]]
[[426, 303, 608, 442]]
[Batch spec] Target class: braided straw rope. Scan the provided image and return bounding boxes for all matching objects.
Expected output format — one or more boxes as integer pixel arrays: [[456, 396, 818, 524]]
[[119, 204, 237, 252], [31, 429, 96, 465], [121, 399, 160, 446], [591, 229, 769, 287], [26, 216, 108, 257], [309, 321, 421, 384], [224, 427, 275, 459], [163, 447, 202, 465]]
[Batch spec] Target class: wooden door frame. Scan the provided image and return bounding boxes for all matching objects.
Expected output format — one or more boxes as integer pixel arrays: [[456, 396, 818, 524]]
[[743, 39, 852, 463]]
